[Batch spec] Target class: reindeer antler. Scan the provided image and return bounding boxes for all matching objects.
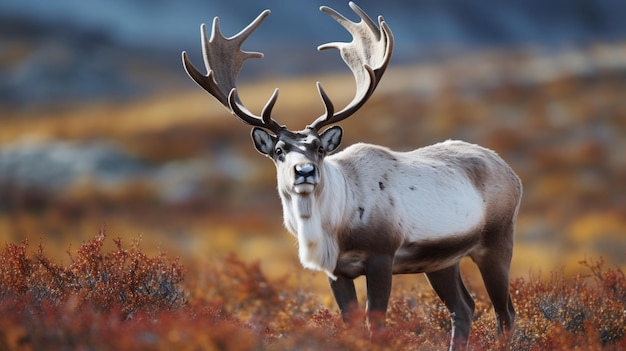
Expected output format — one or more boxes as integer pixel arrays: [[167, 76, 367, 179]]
[[309, 2, 394, 131], [182, 3, 392, 133], [182, 10, 283, 134]]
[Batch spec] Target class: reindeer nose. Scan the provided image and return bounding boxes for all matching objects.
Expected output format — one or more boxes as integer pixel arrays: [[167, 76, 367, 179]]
[[295, 163, 316, 178]]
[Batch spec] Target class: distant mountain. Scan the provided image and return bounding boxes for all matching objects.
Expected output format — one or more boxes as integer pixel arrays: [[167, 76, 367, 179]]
[[1, 0, 625, 107]]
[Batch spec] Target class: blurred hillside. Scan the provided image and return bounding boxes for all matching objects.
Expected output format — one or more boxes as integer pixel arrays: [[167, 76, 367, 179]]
[[0, 1, 625, 283], [2, 0, 626, 106]]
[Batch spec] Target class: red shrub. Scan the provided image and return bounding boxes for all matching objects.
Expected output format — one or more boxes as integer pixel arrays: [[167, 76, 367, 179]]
[[2, 233, 624, 350], [0, 229, 186, 317]]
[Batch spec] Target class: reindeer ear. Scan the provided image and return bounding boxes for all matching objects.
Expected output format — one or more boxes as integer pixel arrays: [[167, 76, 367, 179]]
[[251, 128, 275, 156], [320, 126, 342, 153]]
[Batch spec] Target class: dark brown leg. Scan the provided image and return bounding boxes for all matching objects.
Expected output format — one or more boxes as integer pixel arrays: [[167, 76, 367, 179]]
[[426, 264, 475, 351], [473, 253, 515, 333], [471, 223, 516, 334], [329, 275, 358, 323], [365, 254, 393, 332]]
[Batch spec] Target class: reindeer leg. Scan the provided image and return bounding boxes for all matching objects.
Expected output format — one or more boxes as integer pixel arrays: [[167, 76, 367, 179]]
[[474, 260, 515, 334], [471, 222, 516, 335], [365, 254, 393, 332], [329, 275, 358, 323], [426, 264, 475, 351], [473, 251, 515, 333]]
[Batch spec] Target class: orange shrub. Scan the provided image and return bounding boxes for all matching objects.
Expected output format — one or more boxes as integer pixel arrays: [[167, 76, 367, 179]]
[[1, 232, 625, 350], [0, 230, 186, 317]]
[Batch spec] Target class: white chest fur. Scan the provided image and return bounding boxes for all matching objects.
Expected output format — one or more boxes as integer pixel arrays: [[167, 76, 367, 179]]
[[283, 194, 340, 279]]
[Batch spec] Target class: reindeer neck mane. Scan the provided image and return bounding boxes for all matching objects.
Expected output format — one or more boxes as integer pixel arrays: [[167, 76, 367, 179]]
[[280, 160, 351, 279]]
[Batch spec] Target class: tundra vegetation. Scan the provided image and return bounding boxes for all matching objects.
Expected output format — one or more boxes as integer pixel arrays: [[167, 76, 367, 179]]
[[0, 231, 625, 350]]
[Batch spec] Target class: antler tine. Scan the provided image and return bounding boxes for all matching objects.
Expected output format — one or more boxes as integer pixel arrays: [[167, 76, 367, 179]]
[[182, 10, 283, 134], [309, 2, 394, 131]]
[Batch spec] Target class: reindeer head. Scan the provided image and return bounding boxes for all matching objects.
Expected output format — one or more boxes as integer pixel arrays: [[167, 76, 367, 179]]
[[251, 126, 342, 195], [182, 2, 393, 195]]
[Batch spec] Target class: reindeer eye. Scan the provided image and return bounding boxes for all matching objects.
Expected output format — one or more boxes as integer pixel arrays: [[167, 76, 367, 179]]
[[274, 147, 283, 156], [318, 146, 325, 155]]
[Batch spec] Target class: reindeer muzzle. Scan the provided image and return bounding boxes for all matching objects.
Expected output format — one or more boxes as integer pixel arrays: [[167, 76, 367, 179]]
[[294, 163, 318, 193]]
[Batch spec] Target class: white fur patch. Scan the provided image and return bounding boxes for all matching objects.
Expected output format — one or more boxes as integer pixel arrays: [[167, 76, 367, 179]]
[[391, 162, 485, 241], [296, 196, 312, 218], [294, 184, 315, 195], [326, 142, 486, 242], [294, 208, 339, 279], [282, 167, 346, 279]]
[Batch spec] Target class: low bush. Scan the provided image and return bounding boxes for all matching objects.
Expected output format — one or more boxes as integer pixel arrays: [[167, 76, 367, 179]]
[[0, 230, 186, 317], [0, 233, 624, 350]]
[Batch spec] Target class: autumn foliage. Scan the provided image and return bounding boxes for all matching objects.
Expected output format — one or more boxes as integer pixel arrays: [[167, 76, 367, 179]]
[[0, 230, 185, 316], [0, 232, 624, 350]]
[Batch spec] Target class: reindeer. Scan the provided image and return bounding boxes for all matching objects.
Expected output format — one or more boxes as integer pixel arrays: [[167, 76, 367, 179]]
[[182, 2, 522, 349]]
